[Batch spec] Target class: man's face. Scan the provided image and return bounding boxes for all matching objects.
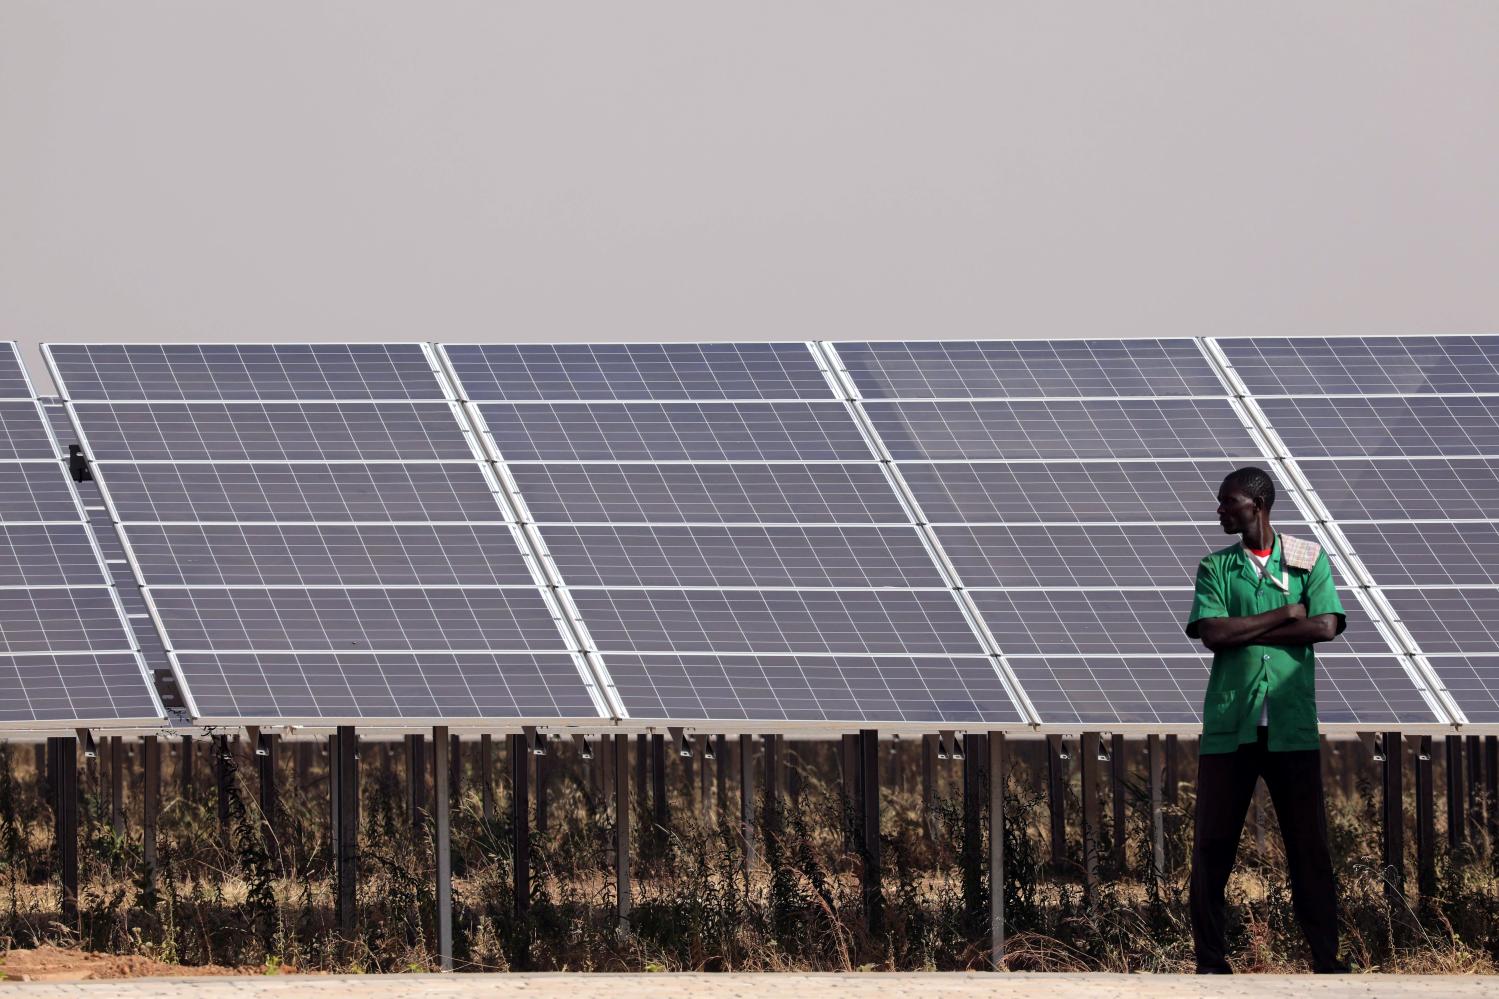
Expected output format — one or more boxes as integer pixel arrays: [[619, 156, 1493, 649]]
[[1216, 486, 1259, 535]]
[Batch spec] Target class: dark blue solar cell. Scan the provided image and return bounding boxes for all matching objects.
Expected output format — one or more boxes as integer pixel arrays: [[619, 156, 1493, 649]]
[[570, 588, 983, 657], [0, 524, 107, 586], [605, 653, 1023, 723], [1340, 522, 1499, 586], [150, 587, 567, 653], [48, 343, 444, 401], [481, 402, 871, 462], [864, 399, 1259, 460], [445, 342, 833, 401], [0, 343, 32, 399], [900, 460, 1259, 523], [1423, 656, 1499, 725], [1294, 458, 1499, 521], [1383, 589, 1499, 655], [837, 338, 1222, 399], [0, 588, 133, 654], [0, 463, 80, 522], [74, 402, 474, 461], [1259, 396, 1499, 458], [174, 652, 601, 721], [1219, 335, 1499, 396], [539, 525, 945, 588], [936, 524, 1237, 588], [128, 523, 535, 586], [100, 462, 504, 523], [0, 402, 57, 460], [509, 462, 907, 524], [0, 653, 162, 723]]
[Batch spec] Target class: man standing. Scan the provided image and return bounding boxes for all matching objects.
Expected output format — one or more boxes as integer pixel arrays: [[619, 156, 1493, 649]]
[[1184, 466, 1350, 974]]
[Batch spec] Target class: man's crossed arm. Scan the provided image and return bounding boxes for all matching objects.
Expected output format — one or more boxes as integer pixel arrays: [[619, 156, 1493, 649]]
[[1194, 604, 1341, 654]]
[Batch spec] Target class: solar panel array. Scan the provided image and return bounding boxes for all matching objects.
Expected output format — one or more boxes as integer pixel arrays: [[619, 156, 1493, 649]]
[[14, 336, 1492, 733], [46, 344, 604, 725], [0, 344, 163, 727], [1217, 335, 1499, 728], [441, 343, 1026, 727], [830, 338, 1440, 730]]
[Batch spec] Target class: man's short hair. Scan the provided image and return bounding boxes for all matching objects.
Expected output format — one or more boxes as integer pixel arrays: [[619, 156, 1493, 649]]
[[1221, 466, 1275, 511]]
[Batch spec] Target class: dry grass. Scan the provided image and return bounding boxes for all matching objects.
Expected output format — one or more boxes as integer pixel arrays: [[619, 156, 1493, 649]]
[[0, 738, 1496, 975]]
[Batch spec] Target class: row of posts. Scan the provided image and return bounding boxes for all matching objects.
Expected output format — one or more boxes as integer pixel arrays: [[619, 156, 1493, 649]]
[[21, 729, 1499, 967]]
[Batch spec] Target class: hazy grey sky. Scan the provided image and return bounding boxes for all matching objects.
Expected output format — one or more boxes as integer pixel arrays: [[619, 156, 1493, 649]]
[[3, 2, 1497, 391]]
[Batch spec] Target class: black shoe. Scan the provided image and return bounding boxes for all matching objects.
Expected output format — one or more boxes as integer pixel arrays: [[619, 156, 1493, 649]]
[[1195, 965, 1232, 975], [1314, 960, 1352, 974]]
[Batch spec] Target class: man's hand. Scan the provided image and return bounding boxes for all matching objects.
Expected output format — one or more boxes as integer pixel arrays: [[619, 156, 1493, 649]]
[[1286, 603, 1307, 622]]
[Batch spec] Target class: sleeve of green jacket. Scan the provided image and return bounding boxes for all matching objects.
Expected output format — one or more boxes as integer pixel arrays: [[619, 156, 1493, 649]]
[[1184, 555, 1226, 639], [1304, 549, 1347, 635]]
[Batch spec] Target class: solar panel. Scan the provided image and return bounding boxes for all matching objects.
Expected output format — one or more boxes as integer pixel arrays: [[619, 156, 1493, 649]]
[[935, 524, 1241, 589], [836, 338, 1223, 399], [1257, 396, 1499, 458], [899, 459, 1287, 524], [509, 462, 909, 524], [604, 653, 1025, 724], [0, 525, 109, 586], [174, 652, 599, 722], [539, 526, 944, 589], [47, 342, 443, 401], [1295, 458, 1499, 521], [442, 342, 1025, 728], [1338, 522, 1499, 586], [100, 463, 505, 523], [1007, 653, 1438, 727], [446, 342, 834, 401], [570, 589, 983, 657], [1422, 657, 1499, 726], [1219, 335, 1499, 396], [0, 350, 164, 727], [49, 342, 602, 725], [863, 399, 1261, 461], [73, 402, 476, 461], [126, 523, 537, 587], [479, 401, 873, 462]]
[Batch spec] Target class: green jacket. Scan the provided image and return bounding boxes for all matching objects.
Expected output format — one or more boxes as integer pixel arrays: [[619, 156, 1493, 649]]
[[1184, 534, 1346, 754]]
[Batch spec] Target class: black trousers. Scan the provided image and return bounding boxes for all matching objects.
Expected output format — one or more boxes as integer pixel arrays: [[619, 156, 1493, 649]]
[[1190, 728, 1342, 972]]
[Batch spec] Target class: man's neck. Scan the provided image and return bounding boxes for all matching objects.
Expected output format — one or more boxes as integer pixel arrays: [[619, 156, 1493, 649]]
[[1241, 521, 1274, 554]]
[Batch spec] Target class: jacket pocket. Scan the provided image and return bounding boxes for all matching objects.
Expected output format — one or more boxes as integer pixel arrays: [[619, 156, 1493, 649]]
[[1203, 689, 1239, 734]]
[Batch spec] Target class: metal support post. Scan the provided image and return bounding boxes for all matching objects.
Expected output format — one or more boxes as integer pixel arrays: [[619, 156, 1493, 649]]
[[335, 726, 358, 933], [922, 733, 938, 839], [860, 729, 882, 932], [715, 734, 728, 819], [1383, 732, 1405, 902], [406, 733, 426, 834], [1110, 734, 1126, 873], [1081, 732, 1100, 888], [739, 733, 755, 869], [1147, 734, 1165, 879], [841, 732, 858, 850], [214, 734, 231, 851], [110, 735, 124, 833], [1046, 734, 1066, 871], [51, 737, 79, 924], [651, 733, 667, 834], [480, 734, 494, 823], [1446, 734, 1464, 848], [1487, 736, 1499, 849], [142, 735, 159, 874], [1164, 734, 1179, 805], [1467, 735, 1484, 843], [258, 732, 277, 848], [614, 733, 630, 931], [696, 734, 709, 816], [510, 733, 530, 918], [432, 727, 452, 971], [450, 733, 462, 806], [1414, 735, 1436, 898], [536, 745, 549, 835], [987, 733, 1006, 970], [179, 735, 194, 799], [763, 734, 780, 813]]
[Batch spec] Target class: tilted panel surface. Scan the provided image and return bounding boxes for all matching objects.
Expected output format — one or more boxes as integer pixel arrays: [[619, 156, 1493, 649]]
[[1219, 333, 1499, 728], [443, 341, 1025, 728], [837, 336, 1431, 729], [0, 345, 164, 725], [49, 343, 600, 724]]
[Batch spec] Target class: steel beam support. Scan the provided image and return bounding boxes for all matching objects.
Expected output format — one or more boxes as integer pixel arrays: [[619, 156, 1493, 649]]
[[715, 734, 728, 820], [615, 733, 630, 931], [1080, 732, 1100, 888], [1446, 735, 1464, 849], [860, 729, 882, 933], [432, 726, 453, 972], [1468, 734, 1484, 844], [1414, 735, 1436, 898], [142, 735, 159, 874], [922, 733, 938, 839], [739, 734, 755, 869], [334, 726, 358, 934], [987, 733, 1006, 970], [257, 732, 277, 849], [1383, 731, 1405, 903], [536, 745, 549, 836], [50, 737, 79, 924], [110, 735, 124, 833], [651, 733, 667, 835], [1147, 734, 1165, 880], [481, 734, 495, 823], [179, 735, 193, 799], [510, 733, 530, 918], [214, 734, 231, 851], [1110, 734, 1127, 873], [406, 733, 426, 834], [1046, 734, 1066, 871]]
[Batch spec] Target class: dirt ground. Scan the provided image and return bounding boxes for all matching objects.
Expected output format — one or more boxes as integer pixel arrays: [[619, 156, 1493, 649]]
[[0, 945, 274, 982]]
